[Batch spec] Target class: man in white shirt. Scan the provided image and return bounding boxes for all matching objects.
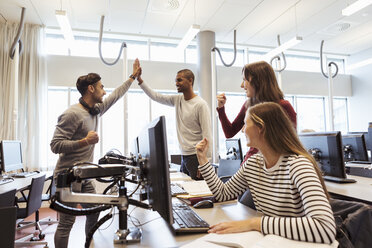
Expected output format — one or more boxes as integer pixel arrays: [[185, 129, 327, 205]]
[[137, 64, 211, 180]]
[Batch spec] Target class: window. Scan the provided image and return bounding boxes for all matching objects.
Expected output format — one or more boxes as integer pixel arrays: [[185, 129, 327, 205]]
[[150, 92, 179, 155], [216, 93, 248, 158], [150, 42, 184, 63]]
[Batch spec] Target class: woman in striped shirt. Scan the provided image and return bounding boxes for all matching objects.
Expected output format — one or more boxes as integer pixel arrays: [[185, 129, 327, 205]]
[[195, 102, 336, 244]]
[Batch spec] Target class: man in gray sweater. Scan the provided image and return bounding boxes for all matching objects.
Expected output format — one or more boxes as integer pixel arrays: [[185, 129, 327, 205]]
[[50, 59, 140, 248], [136, 63, 212, 180]]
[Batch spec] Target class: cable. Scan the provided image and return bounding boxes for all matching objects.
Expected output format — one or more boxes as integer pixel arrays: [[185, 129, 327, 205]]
[[98, 15, 126, 66], [85, 211, 113, 248], [50, 198, 111, 216], [320, 40, 338, 78], [9, 7, 26, 59], [212, 30, 237, 67]]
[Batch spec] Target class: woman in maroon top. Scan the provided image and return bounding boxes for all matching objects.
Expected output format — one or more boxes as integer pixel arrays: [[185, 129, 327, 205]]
[[217, 61, 297, 163]]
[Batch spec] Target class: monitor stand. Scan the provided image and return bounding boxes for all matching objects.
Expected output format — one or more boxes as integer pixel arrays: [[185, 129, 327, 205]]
[[323, 175, 356, 184]]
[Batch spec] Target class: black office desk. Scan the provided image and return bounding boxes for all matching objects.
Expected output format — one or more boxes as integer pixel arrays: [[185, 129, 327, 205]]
[[0, 171, 53, 194]]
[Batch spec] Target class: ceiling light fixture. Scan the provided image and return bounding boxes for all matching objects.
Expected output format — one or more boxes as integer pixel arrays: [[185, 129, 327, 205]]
[[348, 57, 372, 70], [263, 36, 303, 60], [55, 10, 75, 50], [177, 24, 200, 50], [342, 0, 372, 16]]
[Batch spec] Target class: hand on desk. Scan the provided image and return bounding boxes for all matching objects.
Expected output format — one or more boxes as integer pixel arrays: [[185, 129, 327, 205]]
[[208, 217, 262, 234]]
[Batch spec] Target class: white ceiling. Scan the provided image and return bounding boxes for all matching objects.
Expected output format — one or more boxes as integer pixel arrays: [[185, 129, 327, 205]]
[[2, 0, 372, 56]]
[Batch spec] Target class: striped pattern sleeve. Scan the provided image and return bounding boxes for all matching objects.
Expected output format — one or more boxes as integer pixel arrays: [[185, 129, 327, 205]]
[[261, 157, 336, 244], [198, 161, 250, 202]]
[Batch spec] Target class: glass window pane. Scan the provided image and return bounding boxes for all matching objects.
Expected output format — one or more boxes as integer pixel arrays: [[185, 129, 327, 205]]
[[47, 88, 69, 167], [127, 91, 150, 153], [185, 45, 197, 64], [151, 92, 180, 155], [101, 89, 124, 158], [333, 98, 348, 134], [46, 34, 69, 55], [150, 42, 184, 62], [217, 93, 248, 158], [296, 97, 326, 132]]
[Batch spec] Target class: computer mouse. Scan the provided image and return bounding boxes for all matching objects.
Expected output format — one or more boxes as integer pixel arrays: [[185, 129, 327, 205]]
[[193, 200, 214, 209]]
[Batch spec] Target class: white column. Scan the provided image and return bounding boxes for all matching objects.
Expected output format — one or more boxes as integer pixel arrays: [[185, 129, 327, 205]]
[[123, 47, 128, 155], [11, 45, 19, 140], [196, 31, 218, 163]]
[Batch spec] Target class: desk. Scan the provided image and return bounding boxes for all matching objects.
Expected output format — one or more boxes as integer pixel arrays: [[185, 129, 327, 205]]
[[325, 175, 372, 204], [0, 171, 53, 194], [90, 200, 259, 248]]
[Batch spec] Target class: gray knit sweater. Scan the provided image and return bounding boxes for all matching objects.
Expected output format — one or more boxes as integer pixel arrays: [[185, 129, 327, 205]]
[[50, 79, 133, 173]]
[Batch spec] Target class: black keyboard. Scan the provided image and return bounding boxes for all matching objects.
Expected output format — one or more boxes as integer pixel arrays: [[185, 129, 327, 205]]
[[172, 202, 209, 233], [0, 177, 14, 185], [13, 171, 39, 178], [170, 183, 188, 196]]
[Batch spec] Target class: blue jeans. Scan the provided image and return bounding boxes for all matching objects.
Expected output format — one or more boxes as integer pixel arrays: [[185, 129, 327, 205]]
[[54, 179, 100, 248], [181, 154, 202, 180]]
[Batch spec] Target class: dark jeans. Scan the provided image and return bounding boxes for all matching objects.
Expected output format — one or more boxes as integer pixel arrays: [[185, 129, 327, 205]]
[[181, 154, 202, 180]]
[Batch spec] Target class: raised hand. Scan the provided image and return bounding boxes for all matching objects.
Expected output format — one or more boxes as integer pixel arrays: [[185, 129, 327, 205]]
[[195, 138, 209, 165], [216, 93, 227, 108], [132, 58, 141, 78]]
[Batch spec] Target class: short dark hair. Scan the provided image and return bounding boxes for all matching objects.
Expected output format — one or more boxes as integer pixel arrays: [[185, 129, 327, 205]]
[[76, 73, 101, 95], [177, 69, 195, 86]]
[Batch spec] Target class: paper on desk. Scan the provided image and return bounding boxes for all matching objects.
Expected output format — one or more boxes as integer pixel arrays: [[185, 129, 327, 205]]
[[177, 180, 213, 196], [180, 232, 339, 248], [169, 172, 192, 181]]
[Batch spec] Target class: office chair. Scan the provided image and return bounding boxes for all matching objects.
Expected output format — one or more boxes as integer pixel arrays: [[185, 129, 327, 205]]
[[15, 175, 48, 247], [39, 176, 59, 225], [217, 159, 241, 183], [0, 189, 17, 248]]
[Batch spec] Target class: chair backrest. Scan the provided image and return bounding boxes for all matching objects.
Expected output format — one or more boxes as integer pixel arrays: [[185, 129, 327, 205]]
[[170, 154, 182, 165], [26, 175, 46, 216], [0, 188, 16, 207], [217, 159, 241, 178], [0, 206, 16, 248]]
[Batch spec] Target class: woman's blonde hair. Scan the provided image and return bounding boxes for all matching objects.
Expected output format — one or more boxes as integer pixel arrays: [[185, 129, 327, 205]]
[[243, 61, 284, 105], [248, 102, 329, 198]]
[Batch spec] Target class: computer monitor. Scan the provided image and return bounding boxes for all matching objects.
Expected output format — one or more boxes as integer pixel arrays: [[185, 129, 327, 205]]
[[299, 132, 354, 183], [225, 138, 243, 162], [0, 140, 23, 173], [342, 134, 369, 161], [137, 116, 173, 224]]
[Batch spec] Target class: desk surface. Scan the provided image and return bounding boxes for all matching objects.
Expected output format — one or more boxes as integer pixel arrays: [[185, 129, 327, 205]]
[[90, 200, 259, 248], [325, 174, 372, 204], [0, 171, 53, 194]]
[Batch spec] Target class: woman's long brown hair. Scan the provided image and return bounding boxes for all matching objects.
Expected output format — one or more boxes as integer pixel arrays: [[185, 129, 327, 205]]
[[243, 61, 284, 106], [248, 102, 329, 198]]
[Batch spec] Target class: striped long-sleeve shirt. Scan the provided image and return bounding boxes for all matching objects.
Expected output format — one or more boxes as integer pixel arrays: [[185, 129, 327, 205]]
[[199, 154, 336, 244]]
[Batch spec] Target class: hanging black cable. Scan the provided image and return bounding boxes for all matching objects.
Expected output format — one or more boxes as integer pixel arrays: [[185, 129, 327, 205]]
[[270, 35, 287, 72]]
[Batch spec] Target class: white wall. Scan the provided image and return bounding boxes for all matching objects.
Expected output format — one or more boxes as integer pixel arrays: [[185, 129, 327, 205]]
[[47, 55, 352, 97], [347, 47, 372, 132]]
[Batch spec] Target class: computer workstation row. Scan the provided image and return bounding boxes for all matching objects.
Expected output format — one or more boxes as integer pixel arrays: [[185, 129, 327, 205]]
[[0, 140, 41, 185]]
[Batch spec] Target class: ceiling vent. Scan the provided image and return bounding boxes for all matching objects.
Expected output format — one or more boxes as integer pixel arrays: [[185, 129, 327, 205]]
[[318, 21, 355, 36], [149, 0, 186, 15]]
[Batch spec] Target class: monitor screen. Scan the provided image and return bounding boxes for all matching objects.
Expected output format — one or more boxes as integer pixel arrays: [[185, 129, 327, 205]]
[[225, 138, 243, 162], [342, 134, 369, 161], [137, 116, 173, 224], [299, 131, 347, 179], [0, 140, 24, 173]]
